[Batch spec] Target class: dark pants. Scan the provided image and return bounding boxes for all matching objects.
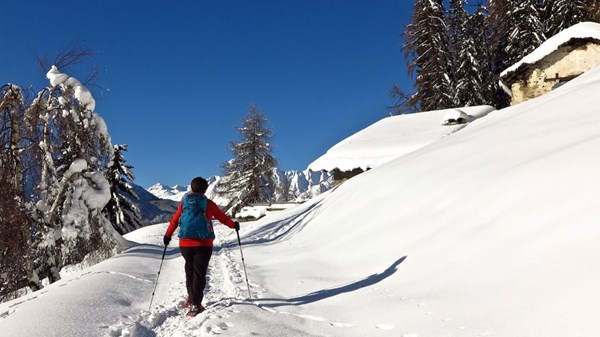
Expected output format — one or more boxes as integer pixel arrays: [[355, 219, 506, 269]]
[[179, 246, 213, 306]]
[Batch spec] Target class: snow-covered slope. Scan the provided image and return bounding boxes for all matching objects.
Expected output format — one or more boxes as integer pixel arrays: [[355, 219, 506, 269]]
[[3, 66, 600, 337], [308, 105, 495, 171]]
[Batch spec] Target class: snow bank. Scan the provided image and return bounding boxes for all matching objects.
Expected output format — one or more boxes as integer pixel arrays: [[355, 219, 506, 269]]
[[236, 205, 268, 219]]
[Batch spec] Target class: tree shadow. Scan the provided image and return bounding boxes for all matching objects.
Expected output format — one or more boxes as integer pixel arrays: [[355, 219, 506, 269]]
[[252, 256, 407, 308]]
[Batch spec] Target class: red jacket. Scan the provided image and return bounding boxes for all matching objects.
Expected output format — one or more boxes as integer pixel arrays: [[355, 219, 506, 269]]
[[165, 194, 236, 247]]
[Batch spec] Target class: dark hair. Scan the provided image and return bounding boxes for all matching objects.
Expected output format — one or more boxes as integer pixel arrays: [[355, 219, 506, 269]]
[[191, 177, 208, 194]]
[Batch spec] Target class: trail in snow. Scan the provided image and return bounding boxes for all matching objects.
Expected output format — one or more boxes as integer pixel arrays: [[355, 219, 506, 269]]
[[107, 228, 253, 337]]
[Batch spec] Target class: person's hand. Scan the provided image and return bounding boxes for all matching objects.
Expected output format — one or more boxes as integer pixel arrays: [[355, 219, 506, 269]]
[[163, 235, 171, 246], [234, 221, 240, 231]]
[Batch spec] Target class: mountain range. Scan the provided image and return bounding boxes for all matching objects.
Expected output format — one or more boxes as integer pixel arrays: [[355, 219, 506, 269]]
[[134, 169, 334, 224]]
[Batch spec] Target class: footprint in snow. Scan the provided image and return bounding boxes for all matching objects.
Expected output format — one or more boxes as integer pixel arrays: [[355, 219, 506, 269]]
[[294, 313, 326, 322], [206, 322, 231, 334], [1, 308, 16, 318], [330, 322, 354, 328], [376, 323, 395, 330]]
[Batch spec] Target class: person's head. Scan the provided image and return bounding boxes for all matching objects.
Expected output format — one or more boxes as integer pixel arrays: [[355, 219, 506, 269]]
[[190, 176, 208, 194]]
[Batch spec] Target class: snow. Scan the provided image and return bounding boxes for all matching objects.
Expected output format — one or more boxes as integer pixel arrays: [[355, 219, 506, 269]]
[[3, 65, 600, 336], [500, 21, 600, 78], [236, 205, 268, 219], [46, 65, 96, 111], [65, 158, 88, 176], [46, 65, 69, 87], [308, 105, 495, 171]]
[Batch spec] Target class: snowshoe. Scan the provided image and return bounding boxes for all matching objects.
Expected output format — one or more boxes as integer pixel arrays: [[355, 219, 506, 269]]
[[186, 304, 205, 317]]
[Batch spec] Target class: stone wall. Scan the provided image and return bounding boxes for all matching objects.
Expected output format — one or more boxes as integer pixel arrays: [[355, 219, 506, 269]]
[[510, 42, 600, 105]]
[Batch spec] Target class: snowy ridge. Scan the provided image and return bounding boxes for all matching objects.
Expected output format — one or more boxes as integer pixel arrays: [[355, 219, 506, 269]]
[[147, 183, 188, 202]]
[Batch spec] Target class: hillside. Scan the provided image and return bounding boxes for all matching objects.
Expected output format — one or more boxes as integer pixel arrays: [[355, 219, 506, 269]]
[[308, 105, 495, 171], [130, 184, 179, 225]]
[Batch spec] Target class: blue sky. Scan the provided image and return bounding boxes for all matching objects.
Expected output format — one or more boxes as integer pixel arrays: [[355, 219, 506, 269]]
[[1, 0, 414, 188]]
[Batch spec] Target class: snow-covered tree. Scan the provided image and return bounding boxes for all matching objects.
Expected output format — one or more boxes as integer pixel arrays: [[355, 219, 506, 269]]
[[544, 0, 593, 37], [0, 84, 37, 297], [403, 0, 454, 111], [36, 66, 116, 280], [590, 2, 600, 22], [487, 0, 516, 107], [448, 0, 490, 106], [216, 105, 278, 215], [470, 2, 499, 106], [104, 144, 143, 235], [0, 64, 125, 298], [505, 0, 546, 64]]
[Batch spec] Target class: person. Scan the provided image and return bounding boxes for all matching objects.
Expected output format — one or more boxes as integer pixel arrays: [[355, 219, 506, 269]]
[[163, 176, 240, 317]]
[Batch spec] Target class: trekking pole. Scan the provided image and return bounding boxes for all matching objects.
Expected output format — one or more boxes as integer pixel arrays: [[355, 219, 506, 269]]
[[148, 244, 168, 311], [236, 229, 252, 299]]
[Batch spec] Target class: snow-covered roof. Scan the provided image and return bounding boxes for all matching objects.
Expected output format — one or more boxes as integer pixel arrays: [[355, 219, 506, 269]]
[[308, 105, 495, 172], [500, 22, 600, 80]]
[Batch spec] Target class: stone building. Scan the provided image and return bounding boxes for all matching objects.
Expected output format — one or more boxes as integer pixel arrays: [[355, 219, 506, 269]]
[[500, 22, 600, 105]]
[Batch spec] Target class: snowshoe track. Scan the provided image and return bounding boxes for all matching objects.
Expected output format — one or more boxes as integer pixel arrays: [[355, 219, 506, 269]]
[[108, 229, 252, 337]]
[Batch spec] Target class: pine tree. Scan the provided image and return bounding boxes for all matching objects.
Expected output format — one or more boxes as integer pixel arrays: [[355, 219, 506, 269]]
[[104, 144, 142, 235], [590, 1, 600, 22], [545, 0, 594, 37], [487, 0, 517, 107], [505, 0, 546, 65], [403, 0, 454, 111], [448, 0, 489, 106], [471, 1, 499, 106], [216, 105, 278, 215]]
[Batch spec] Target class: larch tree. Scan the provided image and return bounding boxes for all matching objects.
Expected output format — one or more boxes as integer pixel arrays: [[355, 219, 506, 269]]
[[216, 105, 278, 215]]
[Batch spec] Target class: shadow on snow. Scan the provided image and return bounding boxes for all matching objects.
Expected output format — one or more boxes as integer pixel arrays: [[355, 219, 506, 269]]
[[251, 256, 407, 308]]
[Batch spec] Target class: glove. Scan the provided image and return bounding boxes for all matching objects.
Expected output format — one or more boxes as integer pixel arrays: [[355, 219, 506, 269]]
[[234, 221, 240, 231], [163, 235, 171, 246]]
